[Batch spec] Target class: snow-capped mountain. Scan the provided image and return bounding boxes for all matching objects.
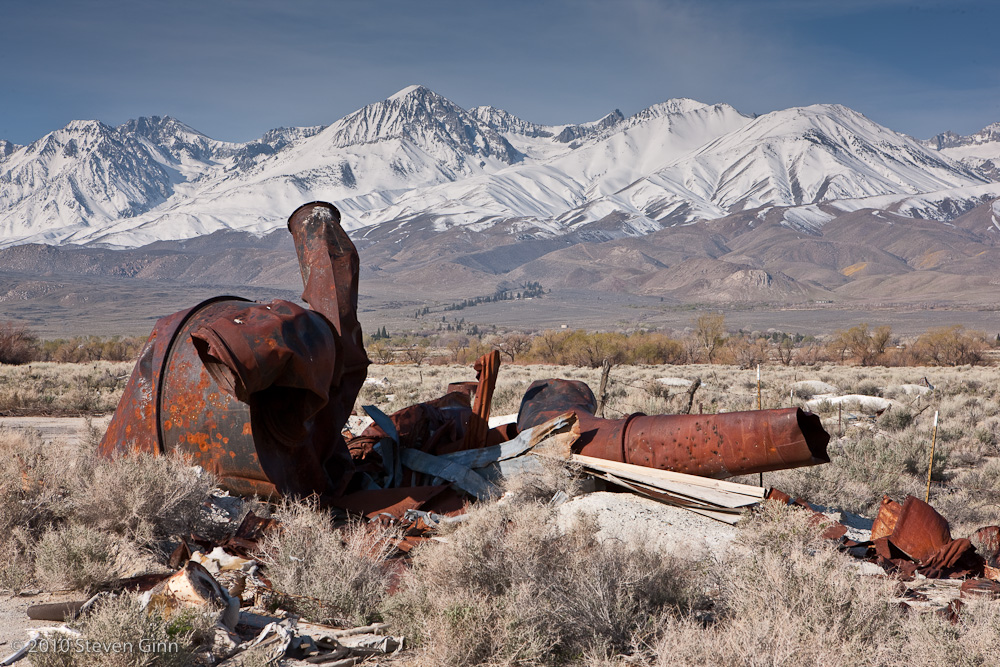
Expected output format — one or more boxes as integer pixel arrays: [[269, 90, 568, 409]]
[[0, 120, 177, 241], [0, 85, 995, 249], [922, 122, 1000, 182]]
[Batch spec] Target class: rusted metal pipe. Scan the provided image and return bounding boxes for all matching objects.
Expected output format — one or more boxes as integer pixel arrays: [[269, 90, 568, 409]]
[[516, 379, 830, 478], [100, 202, 368, 500]]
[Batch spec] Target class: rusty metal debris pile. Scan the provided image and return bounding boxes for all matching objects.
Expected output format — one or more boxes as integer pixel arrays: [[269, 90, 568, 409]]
[[9, 202, 999, 662]]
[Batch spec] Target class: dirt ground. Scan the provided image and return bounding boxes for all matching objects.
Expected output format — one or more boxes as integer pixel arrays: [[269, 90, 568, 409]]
[[0, 416, 111, 446]]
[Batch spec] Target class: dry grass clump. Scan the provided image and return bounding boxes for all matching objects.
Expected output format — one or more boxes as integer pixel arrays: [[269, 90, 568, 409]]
[[28, 592, 214, 667], [0, 427, 215, 592], [34, 522, 139, 591], [259, 498, 399, 626], [66, 452, 215, 548], [384, 501, 698, 667], [499, 454, 583, 504]]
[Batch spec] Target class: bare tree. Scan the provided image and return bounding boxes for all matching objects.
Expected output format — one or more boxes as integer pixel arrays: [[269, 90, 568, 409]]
[[693, 313, 727, 363], [0, 321, 38, 365], [370, 340, 395, 365], [775, 337, 796, 366], [402, 339, 431, 366], [495, 332, 532, 363]]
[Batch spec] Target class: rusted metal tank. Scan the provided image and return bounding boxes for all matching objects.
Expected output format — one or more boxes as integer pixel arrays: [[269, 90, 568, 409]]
[[99, 202, 369, 500], [516, 379, 830, 478]]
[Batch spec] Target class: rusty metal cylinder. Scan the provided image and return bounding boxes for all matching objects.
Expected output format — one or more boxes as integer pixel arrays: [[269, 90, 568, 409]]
[[517, 379, 830, 478], [100, 202, 365, 500]]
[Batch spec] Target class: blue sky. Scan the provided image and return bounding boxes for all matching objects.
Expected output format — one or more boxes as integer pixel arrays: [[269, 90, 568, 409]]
[[2, 0, 997, 145]]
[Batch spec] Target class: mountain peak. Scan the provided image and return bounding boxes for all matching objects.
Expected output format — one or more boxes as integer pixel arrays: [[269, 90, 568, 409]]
[[388, 84, 429, 101], [0, 140, 19, 160], [648, 98, 710, 115], [329, 86, 521, 163]]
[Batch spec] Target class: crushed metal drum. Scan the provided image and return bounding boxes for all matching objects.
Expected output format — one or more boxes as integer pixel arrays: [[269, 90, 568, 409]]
[[100, 202, 369, 500]]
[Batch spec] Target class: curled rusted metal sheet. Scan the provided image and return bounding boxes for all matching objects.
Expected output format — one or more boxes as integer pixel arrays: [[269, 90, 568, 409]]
[[100, 202, 368, 500], [516, 378, 829, 478], [889, 495, 953, 563]]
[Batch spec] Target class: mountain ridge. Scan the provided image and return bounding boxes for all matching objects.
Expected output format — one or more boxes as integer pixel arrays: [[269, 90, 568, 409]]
[[3, 85, 996, 251]]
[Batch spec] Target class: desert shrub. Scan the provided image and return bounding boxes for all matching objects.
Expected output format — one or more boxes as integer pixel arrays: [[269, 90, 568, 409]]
[[28, 592, 214, 667], [895, 601, 1000, 667], [67, 450, 215, 549], [34, 522, 123, 590], [500, 455, 582, 504], [0, 428, 216, 591], [0, 361, 132, 415], [384, 502, 697, 666], [928, 458, 1000, 535], [36, 335, 147, 363], [878, 407, 913, 431], [0, 526, 36, 591], [0, 428, 69, 590], [712, 503, 902, 663], [763, 433, 930, 516], [260, 498, 398, 625], [0, 428, 67, 533], [854, 378, 884, 396], [490, 381, 526, 415]]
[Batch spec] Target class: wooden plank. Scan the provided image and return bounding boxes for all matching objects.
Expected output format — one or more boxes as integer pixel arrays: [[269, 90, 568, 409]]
[[598, 472, 742, 513], [576, 459, 760, 509], [684, 507, 745, 525], [597, 473, 748, 524], [572, 454, 765, 499]]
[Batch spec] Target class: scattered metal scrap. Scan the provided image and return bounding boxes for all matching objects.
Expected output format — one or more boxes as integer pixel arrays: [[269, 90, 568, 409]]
[[768, 489, 1000, 618]]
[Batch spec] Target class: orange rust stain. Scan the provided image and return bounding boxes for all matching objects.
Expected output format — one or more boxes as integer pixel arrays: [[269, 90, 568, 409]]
[[163, 420, 171, 431], [242, 423, 252, 436]]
